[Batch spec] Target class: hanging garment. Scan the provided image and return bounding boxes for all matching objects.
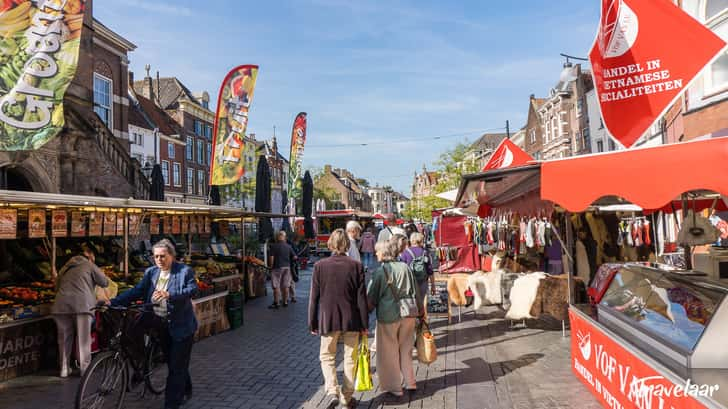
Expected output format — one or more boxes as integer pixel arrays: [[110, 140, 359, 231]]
[[575, 240, 590, 283], [643, 221, 652, 247], [525, 219, 535, 248], [487, 223, 494, 245], [656, 213, 665, 255], [544, 222, 552, 247]]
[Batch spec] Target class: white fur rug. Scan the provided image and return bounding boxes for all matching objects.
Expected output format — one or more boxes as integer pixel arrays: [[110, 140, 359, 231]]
[[505, 272, 546, 320], [467, 270, 504, 309]]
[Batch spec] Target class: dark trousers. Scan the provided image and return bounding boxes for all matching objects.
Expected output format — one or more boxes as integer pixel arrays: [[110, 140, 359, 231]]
[[164, 334, 193, 409]]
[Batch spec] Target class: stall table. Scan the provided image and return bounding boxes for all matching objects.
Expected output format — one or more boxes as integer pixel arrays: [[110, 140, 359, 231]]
[[0, 317, 56, 382]]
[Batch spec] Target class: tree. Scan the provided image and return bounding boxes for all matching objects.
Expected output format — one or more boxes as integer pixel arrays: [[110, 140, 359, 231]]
[[308, 167, 341, 209]]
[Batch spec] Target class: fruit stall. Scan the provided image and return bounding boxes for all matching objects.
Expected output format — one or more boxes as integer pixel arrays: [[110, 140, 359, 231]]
[[0, 190, 290, 381]]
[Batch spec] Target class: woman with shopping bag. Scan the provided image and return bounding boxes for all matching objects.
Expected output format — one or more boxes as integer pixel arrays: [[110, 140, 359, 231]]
[[367, 237, 419, 398], [308, 229, 369, 409]]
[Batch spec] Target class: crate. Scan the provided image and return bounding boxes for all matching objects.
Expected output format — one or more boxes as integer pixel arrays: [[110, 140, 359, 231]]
[[227, 306, 243, 329], [13, 305, 40, 320], [226, 292, 243, 309]]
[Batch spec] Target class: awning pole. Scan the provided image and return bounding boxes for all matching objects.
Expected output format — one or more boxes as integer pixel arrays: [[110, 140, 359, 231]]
[[123, 211, 129, 279], [51, 236, 57, 281]]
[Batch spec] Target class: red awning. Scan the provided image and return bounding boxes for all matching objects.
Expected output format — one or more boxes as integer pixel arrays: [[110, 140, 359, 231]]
[[541, 137, 728, 212]]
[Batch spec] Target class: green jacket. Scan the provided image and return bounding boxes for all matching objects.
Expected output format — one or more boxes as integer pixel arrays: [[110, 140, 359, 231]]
[[367, 261, 417, 324]]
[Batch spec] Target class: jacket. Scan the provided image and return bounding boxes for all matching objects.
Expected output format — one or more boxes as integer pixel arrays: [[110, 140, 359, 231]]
[[360, 232, 376, 253], [367, 261, 417, 324], [308, 255, 368, 335], [112, 262, 198, 341], [52, 256, 109, 316]]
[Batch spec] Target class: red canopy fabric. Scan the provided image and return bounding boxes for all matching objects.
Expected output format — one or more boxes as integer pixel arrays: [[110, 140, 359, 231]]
[[482, 138, 534, 171], [433, 214, 480, 273], [541, 137, 728, 212]]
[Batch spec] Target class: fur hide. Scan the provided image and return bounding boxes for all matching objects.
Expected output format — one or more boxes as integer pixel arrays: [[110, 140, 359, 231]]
[[529, 275, 588, 321], [505, 272, 546, 320], [500, 272, 523, 311], [447, 273, 471, 306], [467, 270, 504, 309]]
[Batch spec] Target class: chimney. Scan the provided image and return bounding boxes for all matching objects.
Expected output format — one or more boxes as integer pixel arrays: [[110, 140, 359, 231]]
[[142, 64, 154, 102], [530, 94, 535, 100]]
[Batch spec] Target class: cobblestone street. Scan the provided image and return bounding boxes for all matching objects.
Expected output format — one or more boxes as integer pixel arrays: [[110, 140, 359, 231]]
[[0, 268, 601, 409]]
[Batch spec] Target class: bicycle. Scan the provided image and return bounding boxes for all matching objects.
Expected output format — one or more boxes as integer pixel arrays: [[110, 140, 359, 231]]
[[75, 304, 168, 409]]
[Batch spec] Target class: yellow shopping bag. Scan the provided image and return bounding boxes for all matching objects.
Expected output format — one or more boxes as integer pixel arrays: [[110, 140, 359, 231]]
[[354, 335, 373, 392]]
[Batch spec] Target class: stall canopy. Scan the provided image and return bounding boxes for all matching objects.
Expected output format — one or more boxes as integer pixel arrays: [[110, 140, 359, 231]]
[[541, 137, 728, 212]]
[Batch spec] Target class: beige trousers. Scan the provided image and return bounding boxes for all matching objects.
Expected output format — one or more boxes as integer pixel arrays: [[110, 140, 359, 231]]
[[375, 318, 417, 394], [320, 331, 360, 403], [53, 314, 93, 375]]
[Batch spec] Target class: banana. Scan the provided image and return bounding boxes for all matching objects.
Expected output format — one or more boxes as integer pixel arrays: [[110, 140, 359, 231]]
[[0, 2, 32, 24], [0, 19, 29, 37]]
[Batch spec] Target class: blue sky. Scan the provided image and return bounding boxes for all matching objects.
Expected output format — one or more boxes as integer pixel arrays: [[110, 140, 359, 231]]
[[95, 0, 599, 194]]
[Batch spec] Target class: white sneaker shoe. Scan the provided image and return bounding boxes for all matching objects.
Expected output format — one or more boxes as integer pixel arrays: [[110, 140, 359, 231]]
[[60, 367, 69, 378]]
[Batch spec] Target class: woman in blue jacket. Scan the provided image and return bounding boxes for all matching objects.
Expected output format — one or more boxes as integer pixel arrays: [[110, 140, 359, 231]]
[[112, 239, 198, 409]]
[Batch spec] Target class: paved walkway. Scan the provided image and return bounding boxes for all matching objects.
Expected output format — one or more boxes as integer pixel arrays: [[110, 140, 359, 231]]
[[0, 267, 601, 409]]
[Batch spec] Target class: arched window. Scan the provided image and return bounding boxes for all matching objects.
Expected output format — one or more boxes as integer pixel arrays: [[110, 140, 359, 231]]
[[703, 0, 728, 95]]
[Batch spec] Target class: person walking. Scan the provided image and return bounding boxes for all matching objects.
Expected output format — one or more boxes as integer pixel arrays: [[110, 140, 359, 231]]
[[52, 244, 109, 377], [309, 229, 369, 408], [367, 239, 419, 398], [399, 232, 435, 316], [345, 220, 362, 263], [111, 239, 198, 409], [377, 215, 406, 243], [360, 227, 376, 270], [268, 231, 297, 309]]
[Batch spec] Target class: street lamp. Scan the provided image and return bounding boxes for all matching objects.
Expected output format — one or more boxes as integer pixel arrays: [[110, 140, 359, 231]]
[[142, 161, 153, 181]]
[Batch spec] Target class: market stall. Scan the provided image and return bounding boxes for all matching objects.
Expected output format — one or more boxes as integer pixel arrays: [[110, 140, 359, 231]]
[[0, 190, 288, 380]]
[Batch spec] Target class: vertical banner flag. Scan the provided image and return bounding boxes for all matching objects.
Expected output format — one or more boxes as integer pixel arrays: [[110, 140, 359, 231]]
[[210, 65, 259, 186], [287, 112, 307, 204], [589, 0, 726, 148], [0, 1, 87, 150]]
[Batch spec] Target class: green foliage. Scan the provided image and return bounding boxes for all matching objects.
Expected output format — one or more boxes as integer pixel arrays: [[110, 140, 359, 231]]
[[309, 167, 342, 209]]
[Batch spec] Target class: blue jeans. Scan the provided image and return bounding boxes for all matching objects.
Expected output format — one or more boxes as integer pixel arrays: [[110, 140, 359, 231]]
[[164, 334, 193, 409], [362, 252, 374, 269]]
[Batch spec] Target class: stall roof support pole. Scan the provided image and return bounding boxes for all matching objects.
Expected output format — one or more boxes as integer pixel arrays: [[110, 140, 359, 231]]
[[123, 212, 129, 279], [51, 237, 57, 281], [241, 216, 245, 257]]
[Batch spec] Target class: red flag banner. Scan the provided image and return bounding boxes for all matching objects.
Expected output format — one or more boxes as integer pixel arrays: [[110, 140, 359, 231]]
[[210, 65, 259, 185], [589, 0, 726, 148], [482, 138, 533, 171]]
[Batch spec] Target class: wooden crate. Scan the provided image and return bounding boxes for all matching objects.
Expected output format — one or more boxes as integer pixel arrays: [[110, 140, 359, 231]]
[[192, 291, 230, 341]]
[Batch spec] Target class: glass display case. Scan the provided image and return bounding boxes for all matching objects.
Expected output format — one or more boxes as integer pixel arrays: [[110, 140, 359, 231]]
[[597, 264, 728, 376]]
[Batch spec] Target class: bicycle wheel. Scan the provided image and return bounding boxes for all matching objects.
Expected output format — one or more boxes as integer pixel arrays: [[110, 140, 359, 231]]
[[76, 351, 128, 409], [144, 339, 168, 395]]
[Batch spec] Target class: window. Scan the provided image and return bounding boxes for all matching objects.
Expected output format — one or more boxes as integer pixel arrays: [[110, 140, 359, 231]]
[[173, 163, 181, 186], [597, 140, 604, 153], [599, 117, 604, 129], [207, 143, 212, 164], [197, 170, 205, 196], [186, 136, 193, 160], [529, 129, 536, 144], [161, 161, 170, 186], [582, 128, 590, 152], [197, 140, 204, 165], [93, 74, 112, 127], [186, 169, 194, 194], [703, 1, 728, 94], [131, 132, 143, 146], [201, 100, 209, 110], [168, 142, 175, 159], [576, 98, 584, 117], [608, 139, 617, 151], [194, 120, 202, 136], [205, 125, 212, 139]]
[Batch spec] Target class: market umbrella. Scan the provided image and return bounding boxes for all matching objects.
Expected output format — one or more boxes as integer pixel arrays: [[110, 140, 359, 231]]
[[209, 185, 221, 206], [281, 189, 292, 234], [255, 156, 273, 242], [149, 164, 165, 202], [302, 171, 314, 239]]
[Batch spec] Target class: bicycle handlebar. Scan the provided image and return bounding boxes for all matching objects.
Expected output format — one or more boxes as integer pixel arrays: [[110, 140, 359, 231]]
[[91, 303, 158, 312]]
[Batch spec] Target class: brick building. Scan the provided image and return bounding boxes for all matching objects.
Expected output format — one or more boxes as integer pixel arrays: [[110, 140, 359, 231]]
[[465, 133, 508, 169], [412, 165, 440, 200], [316, 165, 373, 211], [524, 95, 547, 160], [0, 2, 148, 198], [133, 75, 214, 204]]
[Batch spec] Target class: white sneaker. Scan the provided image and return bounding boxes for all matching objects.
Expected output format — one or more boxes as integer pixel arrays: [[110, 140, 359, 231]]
[[60, 367, 69, 378]]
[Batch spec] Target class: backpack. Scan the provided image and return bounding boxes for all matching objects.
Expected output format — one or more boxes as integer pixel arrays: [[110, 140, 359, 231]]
[[405, 248, 429, 282]]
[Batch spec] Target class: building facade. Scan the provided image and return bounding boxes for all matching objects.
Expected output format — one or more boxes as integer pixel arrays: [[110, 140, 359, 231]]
[[411, 165, 439, 200], [539, 63, 593, 160], [316, 165, 372, 211], [465, 133, 508, 169], [368, 186, 394, 215], [524, 95, 547, 160]]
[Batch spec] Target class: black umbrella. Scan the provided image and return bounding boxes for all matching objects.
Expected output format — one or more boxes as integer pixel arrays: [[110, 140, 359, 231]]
[[302, 171, 314, 239], [209, 185, 221, 206], [149, 164, 165, 201], [281, 189, 292, 234], [255, 156, 273, 241]]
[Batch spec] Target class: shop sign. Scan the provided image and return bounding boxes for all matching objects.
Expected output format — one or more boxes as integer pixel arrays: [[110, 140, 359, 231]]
[[116, 213, 124, 236], [70, 212, 86, 237], [163, 216, 172, 235], [569, 310, 716, 409], [103, 213, 116, 236], [190, 215, 198, 234], [0, 209, 17, 239], [150, 215, 160, 235], [172, 216, 181, 234], [28, 209, 46, 238], [203, 216, 211, 235], [128, 214, 142, 236], [589, 0, 727, 148], [182, 215, 189, 234], [219, 221, 230, 237], [0, 318, 56, 382], [88, 212, 102, 236], [51, 210, 67, 237]]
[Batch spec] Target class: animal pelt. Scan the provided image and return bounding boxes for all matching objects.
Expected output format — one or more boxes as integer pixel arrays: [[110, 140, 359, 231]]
[[467, 270, 504, 309], [447, 273, 471, 306], [500, 272, 523, 311], [529, 275, 587, 321], [505, 272, 546, 320]]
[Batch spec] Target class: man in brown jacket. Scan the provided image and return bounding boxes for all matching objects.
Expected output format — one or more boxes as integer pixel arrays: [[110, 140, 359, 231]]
[[308, 229, 369, 408]]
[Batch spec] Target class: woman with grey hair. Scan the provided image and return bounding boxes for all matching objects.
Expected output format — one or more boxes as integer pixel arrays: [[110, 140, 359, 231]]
[[367, 236, 418, 398], [345, 220, 362, 262], [112, 238, 198, 409]]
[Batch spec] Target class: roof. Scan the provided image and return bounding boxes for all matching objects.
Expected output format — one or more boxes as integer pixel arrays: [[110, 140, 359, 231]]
[[132, 77, 203, 111], [93, 18, 136, 51], [134, 94, 182, 137], [470, 133, 508, 152], [128, 94, 155, 130], [426, 172, 439, 185], [531, 97, 547, 109]]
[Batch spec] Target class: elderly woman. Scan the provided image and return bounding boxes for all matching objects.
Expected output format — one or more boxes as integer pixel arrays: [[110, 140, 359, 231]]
[[309, 229, 368, 409], [399, 232, 435, 315], [112, 239, 198, 409], [345, 220, 362, 262], [367, 238, 419, 397], [52, 244, 108, 377]]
